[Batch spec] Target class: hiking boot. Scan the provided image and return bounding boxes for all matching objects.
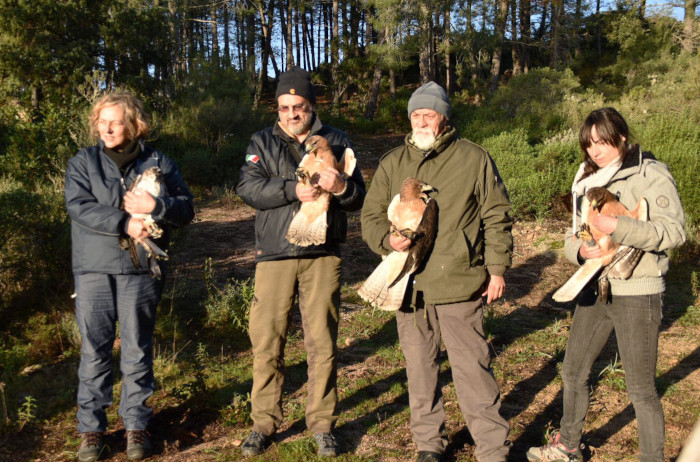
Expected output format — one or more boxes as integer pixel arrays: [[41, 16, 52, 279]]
[[526, 433, 583, 461], [126, 430, 153, 460], [417, 450, 442, 462], [313, 432, 339, 457], [241, 431, 271, 457], [78, 432, 107, 462]]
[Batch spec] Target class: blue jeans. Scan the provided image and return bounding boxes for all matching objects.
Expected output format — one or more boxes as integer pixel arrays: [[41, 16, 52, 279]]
[[559, 290, 664, 462], [75, 273, 163, 433]]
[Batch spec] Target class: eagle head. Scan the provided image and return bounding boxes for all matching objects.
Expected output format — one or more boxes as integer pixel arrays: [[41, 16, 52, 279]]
[[586, 186, 610, 212]]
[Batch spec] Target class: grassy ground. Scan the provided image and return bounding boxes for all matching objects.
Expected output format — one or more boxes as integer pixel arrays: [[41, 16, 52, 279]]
[[0, 134, 698, 461]]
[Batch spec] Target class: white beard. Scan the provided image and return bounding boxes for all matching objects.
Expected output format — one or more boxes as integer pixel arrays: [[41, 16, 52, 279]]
[[411, 130, 437, 151]]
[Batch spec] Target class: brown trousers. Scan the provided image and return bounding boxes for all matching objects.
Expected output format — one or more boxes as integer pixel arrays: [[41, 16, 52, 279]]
[[248, 256, 341, 436], [396, 296, 510, 462]]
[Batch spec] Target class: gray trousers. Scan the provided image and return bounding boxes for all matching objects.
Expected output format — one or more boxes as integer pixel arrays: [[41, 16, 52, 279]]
[[559, 290, 664, 462], [75, 273, 162, 433], [396, 296, 510, 462]]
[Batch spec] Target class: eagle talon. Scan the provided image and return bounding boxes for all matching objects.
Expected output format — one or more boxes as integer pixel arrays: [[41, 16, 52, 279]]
[[295, 168, 309, 183]]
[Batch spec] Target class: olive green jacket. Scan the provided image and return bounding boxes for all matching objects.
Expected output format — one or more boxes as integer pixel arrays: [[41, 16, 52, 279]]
[[361, 128, 513, 305]]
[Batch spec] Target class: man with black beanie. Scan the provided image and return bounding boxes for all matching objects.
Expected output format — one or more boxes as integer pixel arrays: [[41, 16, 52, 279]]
[[236, 66, 366, 458], [362, 81, 513, 462]]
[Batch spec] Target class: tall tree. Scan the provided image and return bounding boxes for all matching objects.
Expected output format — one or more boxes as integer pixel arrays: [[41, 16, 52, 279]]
[[489, 0, 509, 92], [682, 0, 697, 53], [418, 2, 433, 83]]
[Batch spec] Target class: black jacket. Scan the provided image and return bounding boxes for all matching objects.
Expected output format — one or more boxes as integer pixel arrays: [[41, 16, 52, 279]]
[[65, 140, 194, 275], [237, 115, 365, 262]]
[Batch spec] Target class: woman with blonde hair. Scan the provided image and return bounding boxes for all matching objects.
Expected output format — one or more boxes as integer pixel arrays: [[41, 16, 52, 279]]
[[65, 92, 194, 461]]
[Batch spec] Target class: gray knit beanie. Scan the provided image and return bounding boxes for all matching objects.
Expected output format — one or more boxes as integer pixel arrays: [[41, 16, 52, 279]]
[[407, 81, 451, 119]]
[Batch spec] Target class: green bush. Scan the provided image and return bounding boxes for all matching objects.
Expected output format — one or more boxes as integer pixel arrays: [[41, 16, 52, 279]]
[[154, 65, 264, 187], [0, 176, 71, 322], [484, 129, 579, 219], [204, 278, 255, 339], [456, 68, 582, 144], [0, 103, 81, 186]]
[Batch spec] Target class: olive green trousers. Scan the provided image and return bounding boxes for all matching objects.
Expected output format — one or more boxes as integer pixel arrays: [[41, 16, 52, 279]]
[[248, 256, 341, 436]]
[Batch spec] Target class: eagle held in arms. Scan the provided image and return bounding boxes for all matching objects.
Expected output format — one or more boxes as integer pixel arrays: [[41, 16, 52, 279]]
[[120, 166, 169, 279], [358, 178, 438, 311], [552, 186, 648, 303], [285, 135, 356, 246]]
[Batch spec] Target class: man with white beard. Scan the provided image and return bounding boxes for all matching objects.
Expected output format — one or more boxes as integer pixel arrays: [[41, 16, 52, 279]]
[[361, 82, 514, 462]]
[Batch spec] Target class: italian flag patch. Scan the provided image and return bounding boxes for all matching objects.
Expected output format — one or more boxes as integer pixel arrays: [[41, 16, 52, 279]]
[[246, 154, 260, 163]]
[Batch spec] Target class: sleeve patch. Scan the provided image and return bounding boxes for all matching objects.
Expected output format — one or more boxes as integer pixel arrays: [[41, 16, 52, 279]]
[[656, 196, 669, 208], [246, 154, 260, 164]]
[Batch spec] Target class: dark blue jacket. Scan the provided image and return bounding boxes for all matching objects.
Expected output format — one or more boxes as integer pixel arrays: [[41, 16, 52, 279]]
[[236, 115, 365, 262], [65, 140, 194, 275]]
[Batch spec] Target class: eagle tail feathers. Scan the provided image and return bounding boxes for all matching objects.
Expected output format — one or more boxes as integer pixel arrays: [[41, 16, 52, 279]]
[[552, 259, 604, 302]]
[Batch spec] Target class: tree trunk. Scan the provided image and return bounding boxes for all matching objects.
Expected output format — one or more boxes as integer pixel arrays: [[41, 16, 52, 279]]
[[551, 0, 562, 67], [573, 0, 582, 58], [596, 0, 602, 55], [518, 0, 531, 73], [210, 4, 219, 67], [445, 6, 453, 93], [222, 3, 230, 67], [419, 2, 432, 83], [364, 30, 387, 120], [488, 0, 509, 92], [331, 0, 341, 107], [682, 0, 697, 53], [295, 5, 301, 66], [254, 0, 275, 109], [511, 0, 521, 76], [287, 0, 294, 67]]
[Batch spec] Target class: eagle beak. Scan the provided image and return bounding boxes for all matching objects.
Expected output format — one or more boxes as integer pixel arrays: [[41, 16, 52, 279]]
[[305, 143, 317, 154], [590, 199, 599, 212]]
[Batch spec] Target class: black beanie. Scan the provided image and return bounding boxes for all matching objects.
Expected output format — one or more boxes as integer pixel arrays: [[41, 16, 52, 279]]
[[275, 66, 316, 104]]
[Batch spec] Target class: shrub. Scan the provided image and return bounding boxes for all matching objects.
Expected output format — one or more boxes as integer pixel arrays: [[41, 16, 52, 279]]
[[0, 176, 71, 323], [484, 129, 579, 219], [154, 65, 264, 187], [204, 277, 255, 339]]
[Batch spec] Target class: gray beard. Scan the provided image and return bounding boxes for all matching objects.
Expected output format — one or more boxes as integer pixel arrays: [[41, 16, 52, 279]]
[[411, 131, 437, 151], [288, 119, 312, 136]]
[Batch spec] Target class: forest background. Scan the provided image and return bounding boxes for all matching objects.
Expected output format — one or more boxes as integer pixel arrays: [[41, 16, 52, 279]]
[[0, 0, 699, 460]]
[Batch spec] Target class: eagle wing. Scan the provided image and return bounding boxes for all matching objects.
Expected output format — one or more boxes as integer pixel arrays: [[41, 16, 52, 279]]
[[359, 178, 438, 311]]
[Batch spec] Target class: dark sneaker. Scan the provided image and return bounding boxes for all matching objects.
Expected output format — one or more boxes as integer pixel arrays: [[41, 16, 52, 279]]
[[313, 432, 339, 457], [126, 430, 153, 460], [526, 433, 583, 461], [241, 431, 271, 457], [78, 432, 107, 462], [417, 450, 442, 462]]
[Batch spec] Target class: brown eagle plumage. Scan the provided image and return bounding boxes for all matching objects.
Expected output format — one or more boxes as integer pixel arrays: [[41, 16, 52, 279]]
[[285, 135, 356, 246], [553, 186, 648, 303], [358, 178, 438, 311], [120, 166, 169, 279]]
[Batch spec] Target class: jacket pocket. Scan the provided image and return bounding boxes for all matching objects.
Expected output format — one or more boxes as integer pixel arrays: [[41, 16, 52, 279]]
[[458, 229, 472, 268]]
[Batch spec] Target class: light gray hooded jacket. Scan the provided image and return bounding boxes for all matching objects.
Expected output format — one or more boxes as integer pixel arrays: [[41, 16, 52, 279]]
[[564, 147, 686, 295]]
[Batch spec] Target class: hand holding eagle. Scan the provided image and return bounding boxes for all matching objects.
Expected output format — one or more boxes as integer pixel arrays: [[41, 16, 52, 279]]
[[120, 166, 169, 279], [553, 186, 648, 303], [285, 135, 356, 246], [358, 178, 438, 311]]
